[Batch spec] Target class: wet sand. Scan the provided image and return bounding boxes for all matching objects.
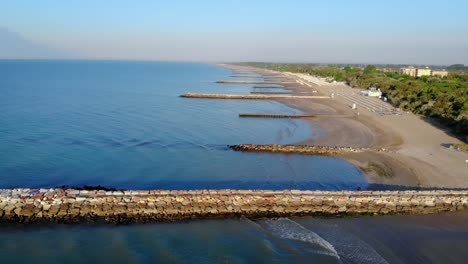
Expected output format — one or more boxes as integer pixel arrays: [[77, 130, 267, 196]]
[[222, 64, 468, 189]]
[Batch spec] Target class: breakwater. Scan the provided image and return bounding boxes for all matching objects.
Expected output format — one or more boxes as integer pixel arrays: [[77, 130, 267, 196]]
[[180, 93, 330, 100], [253, 86, 285, 88], [1, 188, 467, 223], [263, 78, 294, 82], [250, 91, 291, 95], [230, 144, 367, 155], [239, 113, 316, 118], [230, 75, 262, 78], [238, 113, 354, 118], [216, 80, 296, 84]]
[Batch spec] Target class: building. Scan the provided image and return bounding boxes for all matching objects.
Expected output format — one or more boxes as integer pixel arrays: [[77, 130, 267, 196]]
[[400, 66, 418, 77], [416, 67, 432, 77], [400, 66, 447, 78], [432, 70, 449, 77]]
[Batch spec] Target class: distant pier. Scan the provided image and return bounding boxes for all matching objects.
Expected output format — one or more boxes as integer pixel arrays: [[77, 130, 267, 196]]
[[253, 86, 285, 88], [239, 113, 316, 118], [216, 80, 297, 84], [230, 75, 262, 78], [250, 91, 291, 95], [180, 93, 330, 100], [263, 78, 294, 81], [238, 113, 355, 118]]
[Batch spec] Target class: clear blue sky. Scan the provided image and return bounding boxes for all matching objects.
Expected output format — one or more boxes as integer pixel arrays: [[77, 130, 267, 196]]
[[1, 0, 467, 64]]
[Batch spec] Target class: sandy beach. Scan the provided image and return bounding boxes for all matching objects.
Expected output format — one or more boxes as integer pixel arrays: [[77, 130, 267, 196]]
[[223, 64, 468, 189]]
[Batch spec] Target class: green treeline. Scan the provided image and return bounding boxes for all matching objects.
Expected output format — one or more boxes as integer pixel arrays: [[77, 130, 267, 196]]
[[244, 63, 468, 138]]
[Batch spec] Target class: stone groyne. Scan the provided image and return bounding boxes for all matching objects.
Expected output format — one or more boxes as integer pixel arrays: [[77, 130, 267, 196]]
[[239, 113, 316, 118], [216, 80, 296, 84], [238, 113, 354, 118], [253, 86, 285, 88], [180, 93, 330, 100], [230, 144, 367, 155], [250, 91, 292, 95], [0, 189, 467, 224], [263, 78, 294, 82], [230, 75, 262, 78]]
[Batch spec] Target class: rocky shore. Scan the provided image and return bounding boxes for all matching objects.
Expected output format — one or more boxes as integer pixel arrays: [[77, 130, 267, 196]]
[[1, 188, 467, 224]]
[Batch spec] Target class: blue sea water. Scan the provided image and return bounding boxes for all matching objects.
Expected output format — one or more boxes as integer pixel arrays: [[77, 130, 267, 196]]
[[0, 60, 367, 190], [1, 60, 468, 263]]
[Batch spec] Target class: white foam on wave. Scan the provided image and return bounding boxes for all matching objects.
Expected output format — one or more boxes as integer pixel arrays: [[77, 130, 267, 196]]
[[261, 218, 341, 260], [299, 219, 389, 264]]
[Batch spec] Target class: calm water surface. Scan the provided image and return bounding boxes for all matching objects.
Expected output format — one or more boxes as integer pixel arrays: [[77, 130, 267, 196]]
[[1, 60, 466, 263], [1, 212, 468, 264], [0, 60, 366, 190]]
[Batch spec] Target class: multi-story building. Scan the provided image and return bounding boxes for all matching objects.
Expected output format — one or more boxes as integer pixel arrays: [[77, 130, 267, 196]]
[[432, 70, 449, 77], [400, 66, 448, 78], [416, 67, 432, 77], [400, 66, 418, 77]]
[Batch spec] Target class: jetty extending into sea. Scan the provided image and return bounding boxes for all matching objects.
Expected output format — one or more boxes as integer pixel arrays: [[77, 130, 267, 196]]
[[253, 85, 285, 88], [180, 93, 330, 100], [216, 80, 297, 84], [238, 113, 354, 118], [250, 91, 291, 95], [1, 188, 467, 223], [230, 144, 368, 155], [230, 75, 262, 78]]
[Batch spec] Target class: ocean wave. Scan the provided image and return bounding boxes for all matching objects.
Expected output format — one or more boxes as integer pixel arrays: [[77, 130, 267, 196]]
[[260, 218, 341, 260], [297, 219, 389, 264]]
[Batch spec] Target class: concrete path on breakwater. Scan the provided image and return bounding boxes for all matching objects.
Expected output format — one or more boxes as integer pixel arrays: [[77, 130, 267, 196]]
[[1, 189, 467, 224], [180, 93, 330, 100]]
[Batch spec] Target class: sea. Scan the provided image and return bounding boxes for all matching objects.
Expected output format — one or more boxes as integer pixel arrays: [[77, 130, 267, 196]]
[[0, 60, 467, 263]]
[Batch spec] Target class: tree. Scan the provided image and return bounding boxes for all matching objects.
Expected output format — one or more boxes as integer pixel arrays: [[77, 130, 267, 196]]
[[363, 65, 377, 74]]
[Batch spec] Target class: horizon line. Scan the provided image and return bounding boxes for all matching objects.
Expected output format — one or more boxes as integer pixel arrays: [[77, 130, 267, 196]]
[[0, 58, 461, 67]]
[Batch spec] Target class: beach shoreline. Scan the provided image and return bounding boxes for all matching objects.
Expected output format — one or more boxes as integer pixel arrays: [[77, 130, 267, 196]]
[[220, 64, 468, 189]]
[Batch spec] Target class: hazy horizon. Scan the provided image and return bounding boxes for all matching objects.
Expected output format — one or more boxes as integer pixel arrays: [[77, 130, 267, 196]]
[[1, 0, 467, 65]]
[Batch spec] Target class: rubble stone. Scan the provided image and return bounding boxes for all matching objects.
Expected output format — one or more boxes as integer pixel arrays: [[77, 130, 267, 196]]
[[0, 188, 467, 224]]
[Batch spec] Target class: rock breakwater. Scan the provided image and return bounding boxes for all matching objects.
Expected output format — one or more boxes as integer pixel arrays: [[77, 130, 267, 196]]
[[1, 189, 467, 224], [238, 113, 354, 118], [230, 144, 367, 155], [216, 80, 296, 84], [180, 93, 330, 100]]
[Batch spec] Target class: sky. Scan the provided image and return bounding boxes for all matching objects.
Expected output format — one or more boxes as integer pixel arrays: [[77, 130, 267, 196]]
[[1, 0, 467, 65]]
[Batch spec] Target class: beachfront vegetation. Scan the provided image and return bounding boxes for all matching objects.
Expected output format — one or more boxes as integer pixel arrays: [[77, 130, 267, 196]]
[[244, 63, 468, 138], [452, 143, 468, 152]]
